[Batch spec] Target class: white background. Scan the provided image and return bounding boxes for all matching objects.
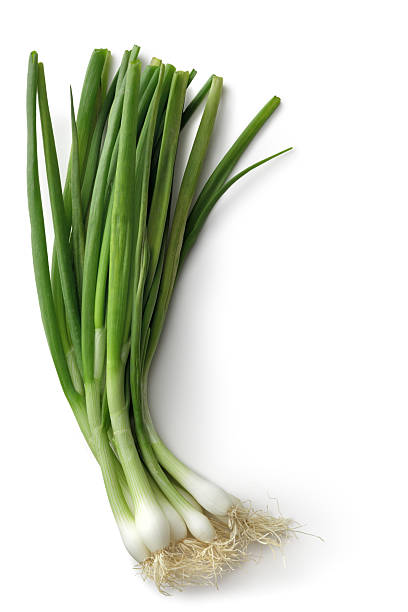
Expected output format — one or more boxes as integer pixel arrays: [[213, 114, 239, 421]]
[[1, 0, 408, 609]]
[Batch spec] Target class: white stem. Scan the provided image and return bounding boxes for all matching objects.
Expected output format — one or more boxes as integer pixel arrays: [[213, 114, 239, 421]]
[[181, 506, 216, 541], [135, 497, 171, 552], [147, 476, 187, 542], [118, 518, 150, 562], [151, 439, 233, 516], [173, 482, 202, 511], [142, 381, 233, 516], [107, 367, 171, 553]]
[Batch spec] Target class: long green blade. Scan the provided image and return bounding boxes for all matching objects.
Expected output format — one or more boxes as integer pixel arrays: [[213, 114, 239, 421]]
[[80, 67, 120, 218], [94, 186, 114, 330], [186, 96, 281, 233], [62, 49, 110, 218], [181, 147, 293, 263], [137, 65, 160, 135], [48, 50, 111, 368], [128, 65, 165, 367], [26, 52, 79, 407], [145, 71, 189, 292], [107, 59, 141, 367], [181, 74, 214, 129], [37, 62, 83, 375], [145, 75, 223, 371], [122, 64, 165, 346], [70, 87, 85, 298], [81, 50, 135, 383]]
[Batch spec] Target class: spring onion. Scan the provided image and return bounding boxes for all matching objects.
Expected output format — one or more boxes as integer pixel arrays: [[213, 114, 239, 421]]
[[26, 45, 295, 592]]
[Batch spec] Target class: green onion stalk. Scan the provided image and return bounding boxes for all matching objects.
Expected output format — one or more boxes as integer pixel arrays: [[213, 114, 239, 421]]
[[26, 46, 295, 592]]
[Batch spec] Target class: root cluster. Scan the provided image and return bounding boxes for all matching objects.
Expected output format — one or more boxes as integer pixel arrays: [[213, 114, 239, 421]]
[[138, 503, 294, 593]]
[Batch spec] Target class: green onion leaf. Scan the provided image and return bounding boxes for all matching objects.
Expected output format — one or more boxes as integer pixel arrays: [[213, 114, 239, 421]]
[[181, 147, 293, 263], [145, 75, 223, 371], [37, 62, 83, 376], [70, 87, 85, 298]]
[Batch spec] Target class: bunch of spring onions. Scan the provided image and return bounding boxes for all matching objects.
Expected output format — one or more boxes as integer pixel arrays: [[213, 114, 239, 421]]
[[26, 46, 294, 591]]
